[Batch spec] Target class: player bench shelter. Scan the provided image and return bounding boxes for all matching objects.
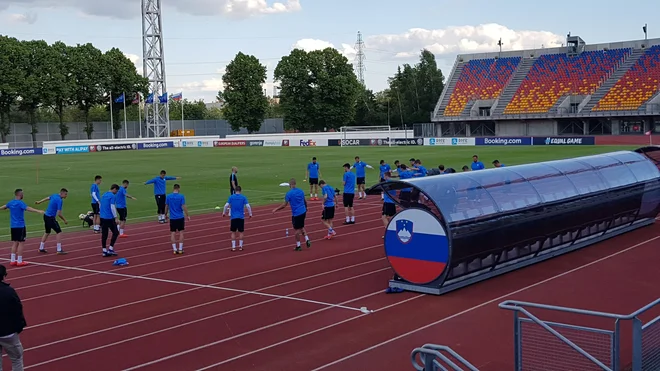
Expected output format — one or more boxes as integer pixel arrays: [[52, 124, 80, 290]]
[[368, 148, 660, 295]]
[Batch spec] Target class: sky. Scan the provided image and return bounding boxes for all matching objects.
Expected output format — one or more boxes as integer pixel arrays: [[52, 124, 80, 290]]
[[1, 0, 658, 103]]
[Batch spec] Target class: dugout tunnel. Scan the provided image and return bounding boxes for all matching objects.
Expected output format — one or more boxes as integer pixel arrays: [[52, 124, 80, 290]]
[[367, 148, 660, 295]]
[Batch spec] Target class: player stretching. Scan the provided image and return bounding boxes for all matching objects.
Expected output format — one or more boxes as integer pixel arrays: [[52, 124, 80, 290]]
[[306, 157, 321, 200], [222, 186, 252, 251], [1, 189, 45, 266], [351, 156, 373, 199], [165, 184, 190, 255], [90, 175, 102, 233], [99, 185, 120, 257], [318, 180, 337, 239], [381, 172, 397, 238], [116, 180, 137, 238], [378, 160, 391, 200], [35, 189, 69, 255], [145, 170, 180, 223], [342, 163, 356, 225], [272, 178, 310, 251]]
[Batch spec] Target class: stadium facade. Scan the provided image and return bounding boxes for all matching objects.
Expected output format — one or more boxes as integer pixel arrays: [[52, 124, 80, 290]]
[[420, 35, 660, 138]]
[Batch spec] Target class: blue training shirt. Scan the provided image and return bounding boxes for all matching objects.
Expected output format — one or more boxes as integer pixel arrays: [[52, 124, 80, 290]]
[[146, 176, 177, 195], [379, 163, 391, 179], [343, 172, 356, 194], [307, 162, 320, 179], [227, 193, 249, 220], [100, 191, 116, 219], [90, 183, 100, 204], [322, 185, 335, 207], [353, 161, 368, 177], [166, 192, 186, 220], [6, 199, 28, 228], [115, 187, 128, 208], [398, 170, 414, 192], [415, 165, 427, 177], [285, 188, 306, 216], [45, 194, 63, 218], [471, 161, 485, 171], [383, 183, 397, 204]]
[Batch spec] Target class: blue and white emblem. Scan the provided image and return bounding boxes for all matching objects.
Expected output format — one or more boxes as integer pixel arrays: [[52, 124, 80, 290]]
[[396, 219, 413, 244]]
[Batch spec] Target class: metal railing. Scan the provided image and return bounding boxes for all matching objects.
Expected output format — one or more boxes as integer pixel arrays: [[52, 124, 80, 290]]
[[411, 344, 479, 371], [499, 299, 660, 371]]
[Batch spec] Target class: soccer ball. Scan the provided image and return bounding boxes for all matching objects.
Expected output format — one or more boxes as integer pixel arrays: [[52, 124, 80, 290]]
[[79, 213, 86, 220]]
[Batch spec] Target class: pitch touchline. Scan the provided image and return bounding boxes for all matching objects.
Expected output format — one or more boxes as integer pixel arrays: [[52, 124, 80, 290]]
[[0, 259, 375, 314]]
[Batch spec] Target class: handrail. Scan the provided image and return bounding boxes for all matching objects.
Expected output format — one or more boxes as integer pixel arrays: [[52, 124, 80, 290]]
[[499, 298, 660, 320], [411, 344, 479, 371]]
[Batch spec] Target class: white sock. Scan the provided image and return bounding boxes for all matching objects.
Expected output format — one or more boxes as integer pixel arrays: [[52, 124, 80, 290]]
[[351, 216, 355, 222], [109, 246, 114, 251], [179, 242, 183, 251], [232, 240, 236, 248], [296, 241, 301, 247], [305, 235, 309, 241], [57, 243, 62, 252], [346, 217, 350, 222], [239, 240, 243, 247], [40, 242, 45, 250], [10, 253, 16, 262], [120, 229, 124, 235], [310, 193, 313, 197], [17, 255, 22, 263], [172, 243, 177, 251], [103, 248, 107, 253]]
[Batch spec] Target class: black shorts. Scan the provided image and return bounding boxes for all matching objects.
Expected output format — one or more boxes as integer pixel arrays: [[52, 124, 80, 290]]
[[357, 177, 365, 185], [292, 213, 306, 230], [44, 215, 62, 234], [343, 193, 354, 207], [10, 227, 26, 242], [321, 206, 335, 220], [309, 178, 319, 185], [117, 207, 127, 221], [382, 203, 396, 217], [100, 218, 118, 230], [91, 203, 99, 215], [399, 191, 412, 207], [230, 218, 245, 232], [380, 177, 385, 183], [170, 218, 185, 232]]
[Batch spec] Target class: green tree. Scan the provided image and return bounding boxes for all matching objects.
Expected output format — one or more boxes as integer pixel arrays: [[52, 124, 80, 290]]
[[70, 43, 108, 139], [104, 48, 149, 137], [168, 99, 208, 120], [46, 41, 75, 139], [18, 39, 55, 146], [275, 47, 360, 131], [221, 52, 268, 133], [0, 36, 25, 142]]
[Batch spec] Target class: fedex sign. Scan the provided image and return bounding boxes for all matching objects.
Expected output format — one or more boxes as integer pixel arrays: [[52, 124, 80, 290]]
[[300, 139, 317, 147]]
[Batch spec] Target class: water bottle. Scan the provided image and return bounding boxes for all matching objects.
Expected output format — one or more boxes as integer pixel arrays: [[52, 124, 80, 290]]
[[286, 228, 289, 237]]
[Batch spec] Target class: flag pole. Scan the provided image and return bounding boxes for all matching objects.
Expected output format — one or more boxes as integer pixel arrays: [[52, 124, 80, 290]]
[[181, 96, 185, 134], [138, 94, 142, 138], [110, 92, 114, 139], [123, 92, 128, 138]]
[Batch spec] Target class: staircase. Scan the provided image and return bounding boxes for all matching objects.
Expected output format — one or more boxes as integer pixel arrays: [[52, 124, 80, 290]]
[[433, 63, 464, 117], [582, 49, 645, 112], [491, 58, 535, 115]]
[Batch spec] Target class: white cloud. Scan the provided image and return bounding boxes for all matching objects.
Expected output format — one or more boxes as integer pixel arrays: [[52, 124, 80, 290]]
[[7, 12, 37, 24], [0, 0, 301, 19], [365, 23, 564, 59], [292, 38, 357, 59]]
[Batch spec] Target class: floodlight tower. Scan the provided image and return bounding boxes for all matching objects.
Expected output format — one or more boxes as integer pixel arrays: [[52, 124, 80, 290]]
[[354, 31, 366, 86], [141, 0, 170, 137]]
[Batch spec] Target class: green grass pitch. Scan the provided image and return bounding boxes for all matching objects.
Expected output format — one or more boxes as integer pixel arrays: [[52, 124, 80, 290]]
[[0, 145, 636, 239]]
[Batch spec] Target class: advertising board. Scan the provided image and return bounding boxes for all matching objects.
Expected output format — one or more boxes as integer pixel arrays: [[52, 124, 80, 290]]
[[213, 140, 246, 147], [0, 148, 43, 157], [56, 146, 89, 154], [247, 140, 264, 146], [427, 138, 476, 146], [89, 143, 137, 152], [475, 137, 532, 145], [138, 142, 174, 150], [532, 137, 595, 145]]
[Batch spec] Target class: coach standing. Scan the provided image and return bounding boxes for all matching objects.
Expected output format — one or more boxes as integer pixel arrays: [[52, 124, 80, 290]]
[[145, 170, 181, 224], [0, 264, 26, 370]]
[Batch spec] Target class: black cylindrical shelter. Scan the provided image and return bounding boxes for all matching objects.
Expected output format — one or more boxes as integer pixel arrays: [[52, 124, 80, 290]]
[[372, 150, 660, 295]]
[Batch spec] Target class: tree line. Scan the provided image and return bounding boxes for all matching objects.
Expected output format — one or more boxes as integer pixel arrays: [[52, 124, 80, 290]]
[[1, 33, 445, 140], [221, 48, 445, 132]]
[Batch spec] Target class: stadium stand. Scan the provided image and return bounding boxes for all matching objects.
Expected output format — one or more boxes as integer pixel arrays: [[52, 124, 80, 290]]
[[503, 48, 631, 114], [443, 57, 521, 116], [592, 45, 660, 111]]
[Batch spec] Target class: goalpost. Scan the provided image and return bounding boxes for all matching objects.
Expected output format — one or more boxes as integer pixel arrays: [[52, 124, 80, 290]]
[[339, 126, 392, 147]]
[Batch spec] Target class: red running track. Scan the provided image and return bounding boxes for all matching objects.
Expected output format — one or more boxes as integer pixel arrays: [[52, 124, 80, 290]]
[[1, 197, 659, 370]]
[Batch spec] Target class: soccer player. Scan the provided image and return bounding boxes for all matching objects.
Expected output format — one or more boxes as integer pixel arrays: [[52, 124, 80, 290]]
[[378, 160, 391, 200], [462, 165, 470, 172], [397, 164, 414, 208], [306, 157, 321, 200], [230, 166, 239, 195], [35, 188, 69, 255], [116, 180, 137, 238], [99, 185, 120, 257], [272, 178, 311, 251], [90, 175, 102, 233], [165, 184, 190, 255], [381, 172, 397, 238], [1, 189, 45, 266], [413, 159, 427, 177], [351, 156, 373, 199], [319, 180, 336, 239], [145, 170, 181, 223], [471, 155, 485, 170], [492, 159, 505, 168], [222, 185, 252, 251], [342, 163, 356, 225]]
